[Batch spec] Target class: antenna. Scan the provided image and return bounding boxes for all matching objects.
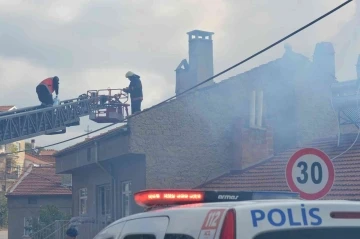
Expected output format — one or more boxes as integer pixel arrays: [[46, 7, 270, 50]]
[[84, 125, 92, 139]]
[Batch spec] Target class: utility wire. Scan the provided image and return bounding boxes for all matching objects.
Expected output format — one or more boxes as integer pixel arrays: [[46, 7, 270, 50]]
[[1, 0, 353, 155]]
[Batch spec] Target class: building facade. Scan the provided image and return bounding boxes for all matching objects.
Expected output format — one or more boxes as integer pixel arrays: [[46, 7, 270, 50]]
[[6, 165, 72, 239], [55, 127, 145, 229], [0, 105, 26, 192], [55, 30, 342, 236]]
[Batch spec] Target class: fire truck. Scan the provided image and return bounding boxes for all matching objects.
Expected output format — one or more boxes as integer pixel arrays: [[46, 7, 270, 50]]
[[0, 88, 130, 146]]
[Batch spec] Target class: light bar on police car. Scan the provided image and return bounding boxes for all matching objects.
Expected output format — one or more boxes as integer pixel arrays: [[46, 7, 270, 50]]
[[134, 189, 300, 207]]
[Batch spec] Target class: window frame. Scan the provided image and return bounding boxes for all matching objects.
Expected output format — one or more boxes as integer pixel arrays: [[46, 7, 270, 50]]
[[23, 217, 32, 236], [123, 234, 155, 239], [28, 197, 37, 205], [121, 181, 132, 217], [79, 187, 88, 215]]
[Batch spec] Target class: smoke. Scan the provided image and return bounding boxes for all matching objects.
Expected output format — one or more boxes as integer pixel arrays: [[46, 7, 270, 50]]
[[330, 0, 360, 81]]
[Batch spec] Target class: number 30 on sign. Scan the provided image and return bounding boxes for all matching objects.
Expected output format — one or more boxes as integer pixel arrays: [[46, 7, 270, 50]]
[[286, 148, 335, 200]]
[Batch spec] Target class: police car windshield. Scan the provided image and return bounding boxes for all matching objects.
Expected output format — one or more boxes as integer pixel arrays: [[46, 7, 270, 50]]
[[254, 227, 360, 239]]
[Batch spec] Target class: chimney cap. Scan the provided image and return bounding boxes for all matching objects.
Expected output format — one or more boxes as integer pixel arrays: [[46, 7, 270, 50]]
[[187, 30, 214, 36]]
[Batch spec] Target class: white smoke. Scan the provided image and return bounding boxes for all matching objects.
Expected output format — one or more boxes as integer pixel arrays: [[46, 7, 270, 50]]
[[331, 0, 360, 81]]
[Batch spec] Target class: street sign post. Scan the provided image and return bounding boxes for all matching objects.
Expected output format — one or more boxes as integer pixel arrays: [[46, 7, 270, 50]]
[[286, 148, 335, 200]]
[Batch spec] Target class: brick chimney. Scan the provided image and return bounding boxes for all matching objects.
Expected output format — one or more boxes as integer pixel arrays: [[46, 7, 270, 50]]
[[313, 42, 336, 81], [31, 139, 35, 149], [231, 118, 274, 169]]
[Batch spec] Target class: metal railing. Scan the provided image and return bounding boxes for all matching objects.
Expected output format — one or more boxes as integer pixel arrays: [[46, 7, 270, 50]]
[[30, 217, 107, 239], [30, 220, 69, 239], [69, 217, 107, 239]]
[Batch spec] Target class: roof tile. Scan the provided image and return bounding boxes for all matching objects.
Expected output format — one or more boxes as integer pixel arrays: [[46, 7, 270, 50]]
[[7, 166, 71, 196], [25, 153, 55, 165], [39, 149, 57, 156], [197, 133, 360, 200], [0, 106, 15, 112]]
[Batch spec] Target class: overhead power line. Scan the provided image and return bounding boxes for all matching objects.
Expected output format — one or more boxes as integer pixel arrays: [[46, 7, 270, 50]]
[[2, 0, 353, 155]]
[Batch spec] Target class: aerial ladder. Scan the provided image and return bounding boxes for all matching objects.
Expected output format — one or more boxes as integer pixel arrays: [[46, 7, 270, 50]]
[[0, 89, 130, 145]]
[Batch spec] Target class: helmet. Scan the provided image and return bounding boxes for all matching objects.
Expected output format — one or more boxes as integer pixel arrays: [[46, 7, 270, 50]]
[[53, 76, 59, 84], [125, 71, 135, 78], [66, 227, 78, 237]]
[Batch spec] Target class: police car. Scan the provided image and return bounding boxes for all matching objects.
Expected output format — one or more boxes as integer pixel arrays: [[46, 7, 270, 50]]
[[93, 189, 360, 239]]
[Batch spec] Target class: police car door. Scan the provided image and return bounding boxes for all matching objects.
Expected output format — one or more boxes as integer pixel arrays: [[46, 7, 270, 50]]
[[119, 216, 169, 239]]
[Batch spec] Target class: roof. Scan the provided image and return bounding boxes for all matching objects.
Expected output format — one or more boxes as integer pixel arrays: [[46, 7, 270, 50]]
[[196, 133, 360, 200], [7, 165, 71, 196], [0, 105, 16, 112], [25, 153, 55, 165], [54, 124, 129, 156], [39, 149, 57, 156]]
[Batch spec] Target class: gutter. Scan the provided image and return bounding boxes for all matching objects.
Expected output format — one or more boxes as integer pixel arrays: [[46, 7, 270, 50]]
[[94, 141, 118, 222]]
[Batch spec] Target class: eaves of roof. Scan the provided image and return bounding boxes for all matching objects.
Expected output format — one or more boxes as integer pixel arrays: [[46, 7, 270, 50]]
[[54, 124, 129, 157]]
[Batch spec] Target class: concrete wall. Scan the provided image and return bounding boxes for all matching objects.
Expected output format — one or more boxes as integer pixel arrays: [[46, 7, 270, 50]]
[[112, 155, 146, 217], [72, 164, 111, 218], [71, 154, 145, 222], [7, 195, 71, 239], [56, 130, 130, 174], [128, 48, 318, 189]]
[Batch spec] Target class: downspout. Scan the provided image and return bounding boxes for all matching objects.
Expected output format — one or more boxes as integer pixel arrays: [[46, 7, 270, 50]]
[[94, 141, 117, 223]]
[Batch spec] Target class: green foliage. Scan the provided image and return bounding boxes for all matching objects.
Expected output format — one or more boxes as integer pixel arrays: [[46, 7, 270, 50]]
[[0, 193, 8, 228], [7, 144, 18, 153], [28, 205, 71, 239], [25, 142, 43, 154]]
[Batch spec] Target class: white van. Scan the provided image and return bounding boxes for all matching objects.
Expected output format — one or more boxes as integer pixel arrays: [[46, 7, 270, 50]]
[[93, 189, 360, 239]]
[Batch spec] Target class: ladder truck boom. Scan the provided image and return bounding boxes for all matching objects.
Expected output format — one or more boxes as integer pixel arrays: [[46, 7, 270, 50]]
[[0, 89, 129, 145]]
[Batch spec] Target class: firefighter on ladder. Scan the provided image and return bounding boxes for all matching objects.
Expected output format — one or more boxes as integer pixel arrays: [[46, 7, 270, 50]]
[[123, 71, 143, 114], [36, 76, 59, 107]]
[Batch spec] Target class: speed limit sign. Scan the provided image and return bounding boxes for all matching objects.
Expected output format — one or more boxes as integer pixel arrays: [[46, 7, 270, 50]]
[[286, 148, 335, 200]]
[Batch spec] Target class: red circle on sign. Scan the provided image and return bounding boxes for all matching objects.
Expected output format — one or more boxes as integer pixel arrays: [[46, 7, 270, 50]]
[[286, 148, 335, 200]]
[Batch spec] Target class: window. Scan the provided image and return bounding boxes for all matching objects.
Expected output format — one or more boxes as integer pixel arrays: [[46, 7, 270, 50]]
[[165, 234, 195, 239], [79, 188, 88, 215], [28, 197, 37, 204], [122, 181, 132, 217], [123, 234, 194, 239], [249, 90, 264, 128], [24, 217, 32, 236], [254, 227, 360, 239], [98, 185, 111, 216], [124, 235, 155, 239], [0, 145, 4, 153]]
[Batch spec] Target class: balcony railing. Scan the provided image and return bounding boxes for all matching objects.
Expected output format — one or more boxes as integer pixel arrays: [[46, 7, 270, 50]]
[[29, 217, 107, 239]]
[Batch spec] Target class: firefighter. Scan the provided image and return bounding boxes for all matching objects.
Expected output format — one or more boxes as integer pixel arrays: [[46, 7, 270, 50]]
[[36, 76, 59, 107], [123, 71, 143, 114]]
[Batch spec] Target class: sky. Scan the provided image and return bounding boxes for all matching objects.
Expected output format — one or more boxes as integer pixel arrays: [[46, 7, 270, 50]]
[[0, 0, 357, 150]]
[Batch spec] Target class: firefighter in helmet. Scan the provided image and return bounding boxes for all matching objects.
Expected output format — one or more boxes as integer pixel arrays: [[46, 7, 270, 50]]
[[36, 76, 59, 107], [123, 71, 143, 114]]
